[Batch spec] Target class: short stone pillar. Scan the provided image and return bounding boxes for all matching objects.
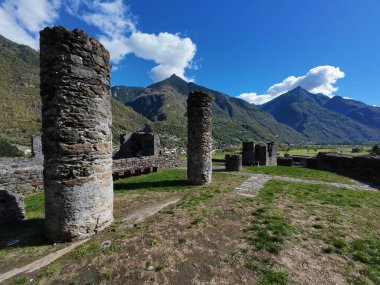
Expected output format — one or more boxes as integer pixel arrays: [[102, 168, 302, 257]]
[[187, 91, 213, 185], [242, 141, 255, 166], [225, 154, 242, 171], [40, 26, 113, 242]]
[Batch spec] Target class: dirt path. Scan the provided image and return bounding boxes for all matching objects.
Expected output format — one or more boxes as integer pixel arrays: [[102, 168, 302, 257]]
[[235, 173, 379, 197]]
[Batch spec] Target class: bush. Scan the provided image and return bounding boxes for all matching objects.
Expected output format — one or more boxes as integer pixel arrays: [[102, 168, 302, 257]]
[[370, 145, 380, 155], [0, 140, 24, 157]]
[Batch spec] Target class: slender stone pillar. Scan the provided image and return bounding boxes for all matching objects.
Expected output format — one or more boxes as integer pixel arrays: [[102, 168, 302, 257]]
[[242, 141, 255, 166], [187, 91, 213, 185], [40, 26, 113, 242]]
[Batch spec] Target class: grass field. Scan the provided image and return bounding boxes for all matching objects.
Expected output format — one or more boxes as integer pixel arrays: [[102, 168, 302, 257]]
[[2, 167, 379, 285], [244, 166, 355, 184], [212, 145, 372, 159], [277, 146, 372, 157]]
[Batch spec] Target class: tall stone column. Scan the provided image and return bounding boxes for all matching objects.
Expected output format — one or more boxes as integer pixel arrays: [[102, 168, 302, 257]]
[[187, 91, 213, 185], [40, 26, 113, 242]]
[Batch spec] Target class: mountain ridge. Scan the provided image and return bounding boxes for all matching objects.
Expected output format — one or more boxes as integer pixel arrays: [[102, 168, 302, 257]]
[[111, 74, 309, 146], [260, 86, 380, 143]]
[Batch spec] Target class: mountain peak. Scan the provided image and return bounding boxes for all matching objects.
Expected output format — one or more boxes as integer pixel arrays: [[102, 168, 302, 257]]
[[291, 86, 307, 93], [166, 74, 187, 83]]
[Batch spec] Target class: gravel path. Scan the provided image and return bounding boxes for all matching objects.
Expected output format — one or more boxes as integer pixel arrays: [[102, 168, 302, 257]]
[[234, 173, 380, 197]]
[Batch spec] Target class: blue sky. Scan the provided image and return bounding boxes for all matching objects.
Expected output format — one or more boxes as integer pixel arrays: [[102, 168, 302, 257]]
[[1, 0, 379, 106]]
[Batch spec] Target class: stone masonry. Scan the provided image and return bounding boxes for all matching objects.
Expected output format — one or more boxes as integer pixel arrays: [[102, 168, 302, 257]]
[[243, 142, 277, 166], [113, 132, 161, 159], [40, 26, 113, 242], [187, 91, 213, 185], [0, 190, 25, 226], [242, 141, 255, 166], [225, 154, 242, 171], [0, 136, 43, 195]]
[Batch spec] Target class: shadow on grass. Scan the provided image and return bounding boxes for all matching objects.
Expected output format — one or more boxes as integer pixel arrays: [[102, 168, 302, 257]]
[[114, 179, 192, 192], [0, 218, 51, 249]]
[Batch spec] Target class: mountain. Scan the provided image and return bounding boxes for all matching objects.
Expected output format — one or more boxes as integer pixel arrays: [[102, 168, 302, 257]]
[[260, 87, 380, 143], [0, 35, 147, 146], [0, 34, 41, 145], [324, 96, 380, 130], [111, 75, 309, 146]]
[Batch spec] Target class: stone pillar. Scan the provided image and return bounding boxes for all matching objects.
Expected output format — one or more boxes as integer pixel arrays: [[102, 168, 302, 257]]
[[40, 26, 113, 242], [31, 136, 44, 164], [266, 142, 277, 166], [225, 154, 242, 171], [255, 144, 267, 166], [242, 141, 255, 166], [187, 91, 213, 185]]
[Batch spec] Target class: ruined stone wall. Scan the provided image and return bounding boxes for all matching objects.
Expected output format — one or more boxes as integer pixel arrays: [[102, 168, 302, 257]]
[[187, 91, 213, 185], [0, 137, 44, 195], [113, 132, 161, 159], [277, 157, 293, 166], [315, 153, 380, 184], [113, 155, 184, 176], [242, 141, 255, 166], [0, 165, 43, 194], [225, 154, 242, 171], [40, 26, 113, 242]]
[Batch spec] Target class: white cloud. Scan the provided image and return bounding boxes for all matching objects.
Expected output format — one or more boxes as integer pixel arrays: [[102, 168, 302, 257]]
[[0, 0, 60, 49], [64, 0, 196, 82], [0, 0, 197, 82], [238, 66, 345, 105], [126, 32, 196, 81]]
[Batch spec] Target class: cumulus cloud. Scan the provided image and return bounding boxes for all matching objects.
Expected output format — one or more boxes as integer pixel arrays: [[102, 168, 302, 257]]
[[238, 66, 345, 105], [0, 0, 197, 82], [127, 32, 196, 81], [0, 0, 61, 49], [64, 0, 196, 81]]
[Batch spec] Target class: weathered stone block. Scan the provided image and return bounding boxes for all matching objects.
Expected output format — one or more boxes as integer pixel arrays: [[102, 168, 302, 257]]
[[225, 154, 242, 171], [0, 190, 25, 225]]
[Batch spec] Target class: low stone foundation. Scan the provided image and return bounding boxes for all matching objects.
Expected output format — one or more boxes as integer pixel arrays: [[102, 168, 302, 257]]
[[225, 154, 242, 171], [0, 154, 183, 194], [277, 157, 293, 166], [315, 153, 380, 184], [112, 155, 184, 180]]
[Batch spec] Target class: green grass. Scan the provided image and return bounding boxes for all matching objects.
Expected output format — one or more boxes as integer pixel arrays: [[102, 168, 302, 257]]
[[113, 169, 193, 194], [244, 165, 354, 184], [244, 208, 292, 254], [24, 193, 45, 219], [252, 179, 380, 284], [350, 238, 380, 284], [263, 180, 380, 209], [278, 146, 371, 157]]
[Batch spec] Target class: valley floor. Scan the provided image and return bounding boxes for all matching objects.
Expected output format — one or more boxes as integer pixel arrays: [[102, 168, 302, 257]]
[[1, 167, 379, 285]]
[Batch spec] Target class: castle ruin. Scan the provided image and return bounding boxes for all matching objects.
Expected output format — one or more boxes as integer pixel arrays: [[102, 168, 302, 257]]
[[242, 141, 277, 166]]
